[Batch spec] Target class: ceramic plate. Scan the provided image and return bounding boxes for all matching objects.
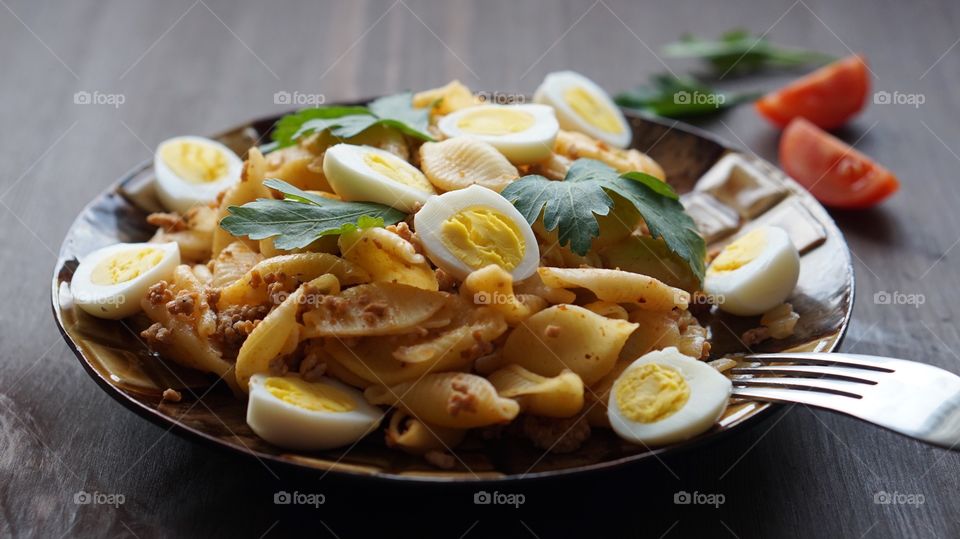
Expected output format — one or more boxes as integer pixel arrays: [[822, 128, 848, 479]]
[[52, 106, 853, 482]]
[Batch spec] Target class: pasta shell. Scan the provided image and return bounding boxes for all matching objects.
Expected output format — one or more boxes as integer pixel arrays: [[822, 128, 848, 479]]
[[339, 227, 438, 291], [620, 309, 710, 361], [212, 147, 270, 256], [488, 365, 584, 418], [554, 129, 665, 179], [365, 372, 520, 428], [501, 304, 637, 384], [321, 304, 507, 385], [169, 265, 217, 339], [301, 283, 447, 338], [385, 411, 466, 455], [235, 274, 340, 392], [537, 267, 689, 311], [512, 272, 577, 305], [258, 235, 339, 258], [527, 152, 572, 181], [264, 144, 330, 192], [392, 305, 507, 363], [141, 281, 238, 395], [419, 137, 519, 193], [462, 265, 547, 325], [211, 241, 263, 289], [149, 206, 219, 263], [581, 300, 629, 320], [217, 253, 369, 309], [412, 80, 479, 116]]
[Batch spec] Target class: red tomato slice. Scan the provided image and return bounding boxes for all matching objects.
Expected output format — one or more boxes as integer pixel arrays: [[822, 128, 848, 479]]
[[757, 55, 869, 129], [780, 118, 898, 209]]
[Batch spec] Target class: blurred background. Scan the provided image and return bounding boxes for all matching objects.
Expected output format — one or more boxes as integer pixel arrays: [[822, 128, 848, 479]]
[[2, 0, 959, 536]]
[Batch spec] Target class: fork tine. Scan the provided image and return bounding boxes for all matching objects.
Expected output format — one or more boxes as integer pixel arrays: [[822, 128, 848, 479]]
[[745, 352, 896, 372], [731, 365, 882, 384], [732, 386, 857, 410], [733, 377, 864, 398]]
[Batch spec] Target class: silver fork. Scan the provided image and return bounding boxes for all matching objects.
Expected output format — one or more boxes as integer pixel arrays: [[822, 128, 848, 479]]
[[730, 352, 960, 449]]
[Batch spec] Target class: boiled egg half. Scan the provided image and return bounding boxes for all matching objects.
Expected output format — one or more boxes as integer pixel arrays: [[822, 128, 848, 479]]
[[534, 71, 631, 148], [437, 104, 558, 165], [154, 136, 243, 213], [323, 144, 437, 213], [70, 242, 179, 319], [246, 374, 383, 451], [704, 226, 800, 316], [608, 347, 732, 446], [414, 184, 540, 281]]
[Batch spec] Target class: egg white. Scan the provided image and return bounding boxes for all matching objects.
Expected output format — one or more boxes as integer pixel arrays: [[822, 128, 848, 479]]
[[322, 144, 436, 213], [608, 347, 732, 446], [70, 242, 180, 319], [154, 136, 243, 214], [437, 104, 558, 165], [414, 184, 540, 281], [246, 374, 383, 451], [534, 71, 631, 148], [704, 226, 800, 316]]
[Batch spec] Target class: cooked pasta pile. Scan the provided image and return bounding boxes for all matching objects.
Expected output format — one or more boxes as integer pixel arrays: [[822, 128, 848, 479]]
[[71, 73, 802, 464]]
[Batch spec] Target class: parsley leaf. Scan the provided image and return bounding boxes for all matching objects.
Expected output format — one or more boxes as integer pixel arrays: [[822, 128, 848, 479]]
[[219, 179, 407, 250], [662, 29, 833, 76], [501, 159, 706, 283], [270, 92, 433, 149], [615, 74, 758, 118], [505, 168, 615, 256]]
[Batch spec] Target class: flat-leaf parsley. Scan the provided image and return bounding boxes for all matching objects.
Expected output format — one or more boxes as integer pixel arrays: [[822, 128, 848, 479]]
[[501, 159, 706, 282]]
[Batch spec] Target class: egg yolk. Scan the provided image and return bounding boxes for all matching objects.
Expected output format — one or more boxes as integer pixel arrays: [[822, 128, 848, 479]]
[[160, 140, 230, 184], [363, 152, 434, 192], [564, 86, 623, 134], [456, 108, 535, 136], [440, 207, 525, 271], [615, 363, 690, 423], [90, 248, 164, 285], [264, 377, 356, 413], [708, 228, 768, 274]]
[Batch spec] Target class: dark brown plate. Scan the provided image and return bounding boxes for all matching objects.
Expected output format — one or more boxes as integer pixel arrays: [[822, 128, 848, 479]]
[[51, 107, 853, 482]]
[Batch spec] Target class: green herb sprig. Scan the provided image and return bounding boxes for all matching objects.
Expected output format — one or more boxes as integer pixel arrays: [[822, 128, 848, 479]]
[[268, 92, 433, 151], [615, 74, 758, 118], [663, 29, 833, 76], [501, 159, 706, 283], [219, 179, 406, 250]]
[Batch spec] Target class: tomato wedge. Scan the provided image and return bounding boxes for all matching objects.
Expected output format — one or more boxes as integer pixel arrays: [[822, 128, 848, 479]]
[[757, 55, 869, 129], [780, 118, 898, 208]]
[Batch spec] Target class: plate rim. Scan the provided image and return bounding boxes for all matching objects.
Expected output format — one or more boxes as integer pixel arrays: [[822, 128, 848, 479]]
[[51, 109, 855, 483]]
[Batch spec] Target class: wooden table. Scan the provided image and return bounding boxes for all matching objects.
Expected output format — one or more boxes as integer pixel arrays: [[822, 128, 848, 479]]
[[3, 0, 958, 536]]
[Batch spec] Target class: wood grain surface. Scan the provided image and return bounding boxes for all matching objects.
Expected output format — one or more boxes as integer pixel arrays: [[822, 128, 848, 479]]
[[2, 0, 959, 536]]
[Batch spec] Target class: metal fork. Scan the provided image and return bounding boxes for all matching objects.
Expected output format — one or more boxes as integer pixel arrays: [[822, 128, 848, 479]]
[[730, 352, 960, 449]]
